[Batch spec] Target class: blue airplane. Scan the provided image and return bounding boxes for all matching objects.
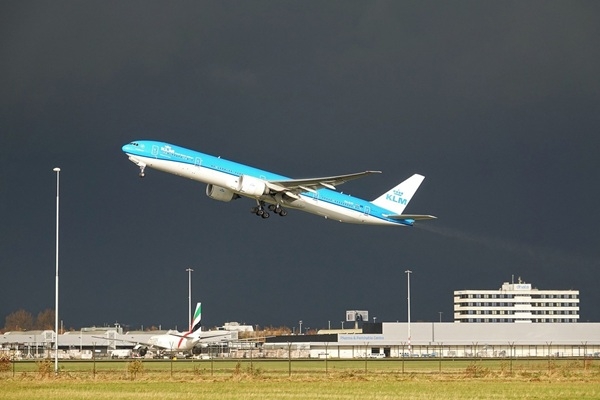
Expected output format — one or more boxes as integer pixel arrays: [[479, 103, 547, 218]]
[[122, 140, 436, 226]]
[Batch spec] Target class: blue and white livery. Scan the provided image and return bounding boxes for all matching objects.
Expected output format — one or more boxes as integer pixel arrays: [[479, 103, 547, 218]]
[[122, 140, 436, 226]]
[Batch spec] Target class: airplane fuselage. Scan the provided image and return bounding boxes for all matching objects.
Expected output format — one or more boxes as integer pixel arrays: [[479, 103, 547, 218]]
[[147, 330, 195, 351]]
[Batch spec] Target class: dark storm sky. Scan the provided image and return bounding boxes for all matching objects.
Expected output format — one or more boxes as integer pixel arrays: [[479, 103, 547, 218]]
[[2, 1, 599, 332]]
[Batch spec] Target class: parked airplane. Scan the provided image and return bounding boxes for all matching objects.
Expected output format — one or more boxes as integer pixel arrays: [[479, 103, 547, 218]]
[[96, 303, 231, 357], [122, 140, 436, 226]]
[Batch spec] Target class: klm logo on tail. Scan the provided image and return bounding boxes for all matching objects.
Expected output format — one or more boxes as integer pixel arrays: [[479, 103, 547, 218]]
[[385, 190, 408, 205]]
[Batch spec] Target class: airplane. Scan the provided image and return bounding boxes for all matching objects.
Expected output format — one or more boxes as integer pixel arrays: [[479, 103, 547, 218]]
[[122, 140, 436, 226], [95, 303, 232, 358]]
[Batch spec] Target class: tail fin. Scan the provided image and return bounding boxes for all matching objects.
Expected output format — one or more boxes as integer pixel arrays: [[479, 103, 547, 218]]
[[371, 174, 425, 215], [190, 302, 202, 333]]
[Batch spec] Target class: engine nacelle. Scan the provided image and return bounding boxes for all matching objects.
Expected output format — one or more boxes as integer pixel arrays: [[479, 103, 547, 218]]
[[237, 175, 269, 197], [206, 184, 237, 202], [134, 345, 148, 357]]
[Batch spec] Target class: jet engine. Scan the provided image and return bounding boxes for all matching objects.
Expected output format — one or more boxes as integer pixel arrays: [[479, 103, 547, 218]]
[[206, 184, 238, 202], [134, 345, 148, 357], [237, 175, 269, 197]]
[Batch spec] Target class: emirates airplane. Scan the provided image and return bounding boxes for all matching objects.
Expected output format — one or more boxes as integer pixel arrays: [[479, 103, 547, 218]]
[[96, 303, 231, 357], [122, 140, 436, 226]]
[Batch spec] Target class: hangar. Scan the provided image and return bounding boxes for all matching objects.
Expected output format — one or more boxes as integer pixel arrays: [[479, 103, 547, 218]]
[[263, 322, 600, 359]]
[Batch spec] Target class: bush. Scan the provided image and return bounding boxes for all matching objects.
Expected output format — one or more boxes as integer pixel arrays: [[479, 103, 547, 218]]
[[464, 362, 490, 378], [36, 359, 53, 377], [127, 359, 144, 379], [0, 354, 11, 372]]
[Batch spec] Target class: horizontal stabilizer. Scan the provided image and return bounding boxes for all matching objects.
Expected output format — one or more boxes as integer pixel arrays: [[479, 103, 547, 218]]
[[385, 214, 437, 221]]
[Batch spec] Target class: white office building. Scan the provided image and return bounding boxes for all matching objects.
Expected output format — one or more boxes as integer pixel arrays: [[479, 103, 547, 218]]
[[454, 280, 579, 323]]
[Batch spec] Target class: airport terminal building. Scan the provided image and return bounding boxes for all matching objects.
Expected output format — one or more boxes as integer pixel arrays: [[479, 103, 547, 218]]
[[454, 280, 579, 323]]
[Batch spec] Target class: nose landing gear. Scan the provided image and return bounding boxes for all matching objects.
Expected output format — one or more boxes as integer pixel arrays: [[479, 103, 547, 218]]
[[137, 164, 146, 178]]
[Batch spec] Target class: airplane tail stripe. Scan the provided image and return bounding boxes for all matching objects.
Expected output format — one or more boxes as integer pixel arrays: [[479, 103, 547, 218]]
[[190, 302, 202, 333]]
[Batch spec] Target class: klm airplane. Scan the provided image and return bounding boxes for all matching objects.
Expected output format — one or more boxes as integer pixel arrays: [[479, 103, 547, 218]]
[[122, 140, 436, 226]]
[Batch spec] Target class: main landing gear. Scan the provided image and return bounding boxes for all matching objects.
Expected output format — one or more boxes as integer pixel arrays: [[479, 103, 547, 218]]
[[269, 203, 288, 217], [251, 201, 288, 219]]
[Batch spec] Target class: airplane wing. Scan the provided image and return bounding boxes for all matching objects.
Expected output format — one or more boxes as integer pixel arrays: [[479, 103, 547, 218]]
[[266, 171, 381, 198], [92, 335, 157, 348], [169, 331, 231, 341]]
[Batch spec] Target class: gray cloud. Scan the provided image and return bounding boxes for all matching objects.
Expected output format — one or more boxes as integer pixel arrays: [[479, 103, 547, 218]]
[[1, 1, 599, 329]]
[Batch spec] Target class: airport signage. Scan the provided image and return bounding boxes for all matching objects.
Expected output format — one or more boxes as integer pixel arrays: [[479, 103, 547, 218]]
[[514, 284, 532, 290], [339, 334, 385, 342]]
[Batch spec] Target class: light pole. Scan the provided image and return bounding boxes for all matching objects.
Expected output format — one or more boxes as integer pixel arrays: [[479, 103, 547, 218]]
[[439, 312, 443, 323], [405, 270, 412, 352], [186, 268, 194, 329], [299, 320, 302, 335], [53, 167, 60, 374]]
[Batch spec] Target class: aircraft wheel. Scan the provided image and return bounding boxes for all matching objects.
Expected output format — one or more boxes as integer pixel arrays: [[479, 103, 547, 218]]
[[268, 204, 276, 211], [279, 209, 288, 217], [251, 207, 258, 214], [261, 212, 270, 219]]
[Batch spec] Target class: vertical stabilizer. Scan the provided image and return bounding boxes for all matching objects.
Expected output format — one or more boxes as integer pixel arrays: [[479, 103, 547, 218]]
[[190, 302, 202, 333], [371, 174, 425, 215]]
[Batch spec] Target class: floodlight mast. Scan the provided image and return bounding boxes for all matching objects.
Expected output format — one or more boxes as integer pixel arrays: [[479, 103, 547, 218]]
[[405, 270, 412, 352], [53, 167, 60, 374], [186, 268, 194, 330]]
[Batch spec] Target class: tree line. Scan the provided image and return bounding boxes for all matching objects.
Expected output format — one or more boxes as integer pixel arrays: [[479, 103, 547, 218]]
[[2, 312, 315, 335], [3, 309, 55, 332]]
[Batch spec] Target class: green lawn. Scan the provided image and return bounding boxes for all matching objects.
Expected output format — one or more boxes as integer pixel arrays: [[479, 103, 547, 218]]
[[3, 376, 600, 400], [6, 357, 597, 376], [2, 359, 599, 400]]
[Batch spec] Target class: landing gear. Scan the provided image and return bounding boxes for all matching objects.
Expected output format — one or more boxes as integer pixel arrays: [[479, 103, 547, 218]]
[[252, 201, 288, 219], [138, 165, 146, 178], [269, 204, 288, 216], [251, 202, 269, 218]]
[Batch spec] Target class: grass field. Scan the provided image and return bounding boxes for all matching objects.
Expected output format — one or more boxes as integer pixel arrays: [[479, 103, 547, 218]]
[[2, 358, 600, 399]]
